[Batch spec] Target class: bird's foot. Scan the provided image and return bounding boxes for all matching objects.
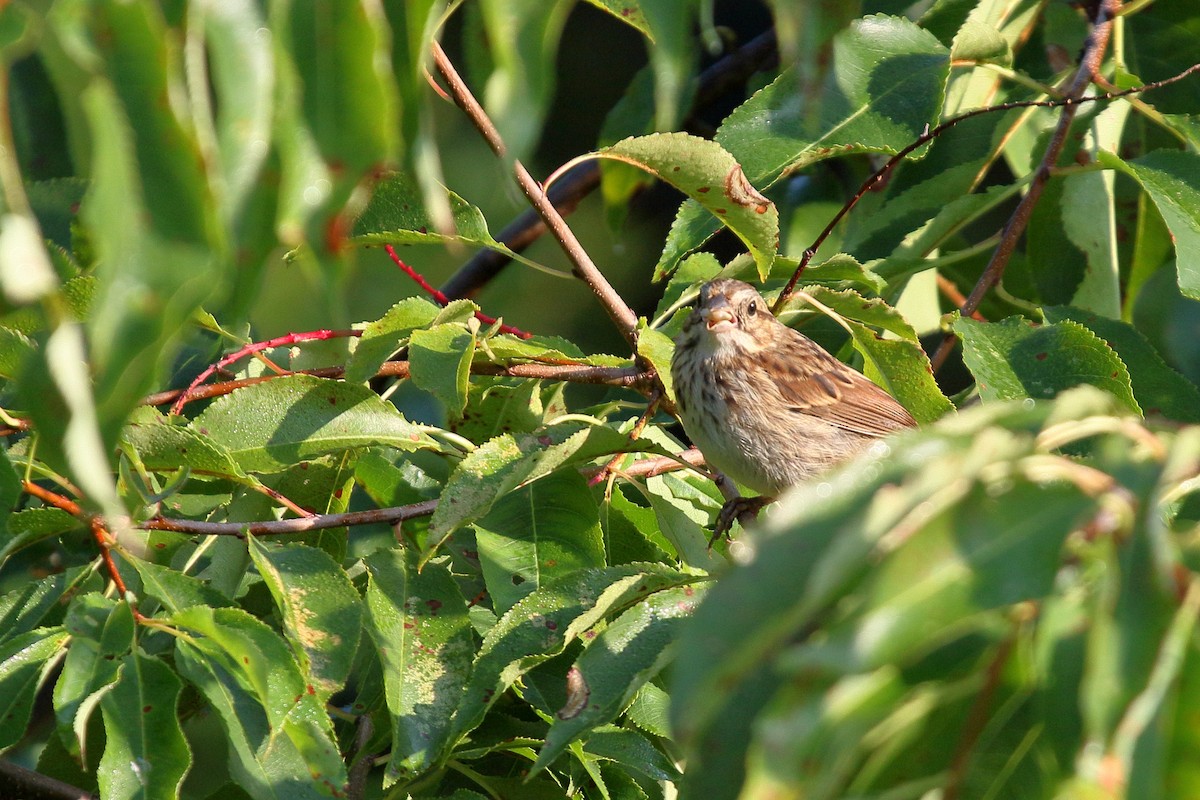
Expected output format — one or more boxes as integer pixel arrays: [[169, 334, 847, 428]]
[[711, 495, 774, 547]]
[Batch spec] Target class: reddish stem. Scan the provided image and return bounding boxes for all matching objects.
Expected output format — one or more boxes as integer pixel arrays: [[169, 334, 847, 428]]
[[171, 328, 362, 416], [383, 245, 532, 339], [22, 480, 144, 620]]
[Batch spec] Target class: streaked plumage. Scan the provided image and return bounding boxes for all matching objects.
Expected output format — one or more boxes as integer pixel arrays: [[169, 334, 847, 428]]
[[671, 279, 915, 499]]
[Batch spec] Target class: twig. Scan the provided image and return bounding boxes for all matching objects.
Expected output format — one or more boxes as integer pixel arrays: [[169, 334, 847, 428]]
[[936, 275, 986, 321], [141, 499, 440, 537], [929, 0, 1120, 371], [21, 480, 141, 618], [429, 41, 641, 347], [589, 391, 661, 486], [171, 329, 362, 415], [384, 245, 532, 338], [146, 360, 649, 409]]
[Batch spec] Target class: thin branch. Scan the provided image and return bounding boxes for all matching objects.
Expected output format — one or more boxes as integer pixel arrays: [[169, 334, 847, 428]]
[[429, 41, 641, 347], [438, 30, 778, 302], [146, 360, 649, 410], [929, 0, 1120, 371], [772, 57, 1200, 314], [384, 245, 532, 338], [590, 390, 661, 486], [141, 499, 440, 537]]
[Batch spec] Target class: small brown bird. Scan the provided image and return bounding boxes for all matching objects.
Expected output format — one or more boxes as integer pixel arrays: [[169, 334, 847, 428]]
[[671, 279, 916, 534]]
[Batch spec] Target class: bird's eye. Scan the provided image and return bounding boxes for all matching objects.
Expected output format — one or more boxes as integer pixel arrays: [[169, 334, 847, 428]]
[[747, 300, 758, 315]]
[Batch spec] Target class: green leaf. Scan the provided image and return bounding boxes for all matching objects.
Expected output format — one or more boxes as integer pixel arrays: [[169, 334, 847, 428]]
[[533, 584, 706, 774], [600, 133, 778, 281], [98, 653, 191, 800], [1099, 149, 1200, 300], [656, 14, 950, 277], [364, 548, 474, 783], [426, 420, 663, 558], [0, 507, 81, 568], [634, 324, 675, 404], [53, 596, 133, 760], [127, 557, 232, 615], [1043, 307, 1200, 423], [121, 407, 247, 479], [950, 20, 1012, 65], [0, 567, 100, 645], [170, 606, 347, 795], [248, 539, 363, 700], [409, 323, 477, 415], [477, 0, 573, 160], [476, 471, 607, 615], [285, 0, 397, 176], [449, 564, 700, 745], [954, 315, 1139, 412], [352, 171, 525, 261], [0, 627, 68, 752], [191, 374, 440, 473], [344, 295, 441, 383]]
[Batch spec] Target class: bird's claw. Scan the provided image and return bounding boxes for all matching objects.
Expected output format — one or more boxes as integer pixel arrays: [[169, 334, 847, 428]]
[[710, 495, 773, 547]]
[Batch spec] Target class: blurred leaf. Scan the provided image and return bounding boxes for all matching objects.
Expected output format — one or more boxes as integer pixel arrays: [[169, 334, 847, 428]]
[[248, 538, 363, 700], [478, 0, 573, 160], [1100, 149, 1200, 300], [191, 374, 440, 473], [534, 584, 706, 773], [639, 0, 698, 132], [601, 133, 778, 281], [409, 322, 477, 415], [476, 471, 607, 615], [0, 627, 68, 752], [364, 548, 473, 783], [950, 19, 1012, 65], [1044, 307, 1200, 423], [0, 507, 81, 569], [657, 14, 950, 277], [954, 315, 1139, 412], [98, 653, 190, 800]]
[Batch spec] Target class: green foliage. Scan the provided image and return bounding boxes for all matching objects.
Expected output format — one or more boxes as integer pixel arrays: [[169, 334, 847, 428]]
[[1, 2, 1199, 800]]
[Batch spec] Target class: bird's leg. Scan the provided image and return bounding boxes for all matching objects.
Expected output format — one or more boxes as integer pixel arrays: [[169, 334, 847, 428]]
[[711, 494, 774, 547]]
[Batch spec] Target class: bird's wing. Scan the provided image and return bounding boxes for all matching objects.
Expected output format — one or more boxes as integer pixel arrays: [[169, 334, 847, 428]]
[[758, 335, 917, 437]]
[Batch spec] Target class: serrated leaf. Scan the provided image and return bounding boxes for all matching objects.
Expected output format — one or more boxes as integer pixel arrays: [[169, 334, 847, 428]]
[[344, 296, 441, 383], [127, 557, 232, 615], [533, 584, 705, 774], [954, 315, 1139, 412], [0, 507, 81, 568], [351, 171, 520, 257], [476, 471, 607, 615], [601, 132, 778, 280], [1044, 307, 1200, 423], [0, 627, 68, 752], [98, 653, 191, 800], [364, 548, 473, 783], [191, 374, 439, 473], [634, 324, 675, 404], [1099, 149, 1200, 300], [656, 14, 950, 277], [122, 408, 247, 479], [248, 539, 362, 699], [409, 323, 476, 415]]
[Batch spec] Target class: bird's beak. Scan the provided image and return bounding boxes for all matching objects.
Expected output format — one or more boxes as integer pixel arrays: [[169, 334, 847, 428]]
[[701, 295, 736, 332]]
